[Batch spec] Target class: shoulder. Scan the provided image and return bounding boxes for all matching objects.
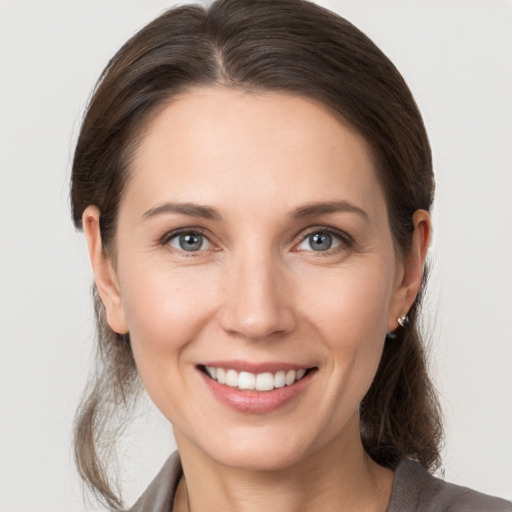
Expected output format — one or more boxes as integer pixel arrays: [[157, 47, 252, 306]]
[[128, 451, 182, 512], [388, 458, 511, 512]]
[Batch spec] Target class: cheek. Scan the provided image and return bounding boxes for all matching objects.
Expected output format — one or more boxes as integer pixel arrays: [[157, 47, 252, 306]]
[[118, 262, 224, 421], [298, 260, 394, 343], [296, 260, 395, 395], [119, 260, 221, 361]]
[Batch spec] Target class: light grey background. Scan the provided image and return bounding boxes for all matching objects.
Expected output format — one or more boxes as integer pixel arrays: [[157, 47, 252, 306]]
[[0, 1, 510, 510]]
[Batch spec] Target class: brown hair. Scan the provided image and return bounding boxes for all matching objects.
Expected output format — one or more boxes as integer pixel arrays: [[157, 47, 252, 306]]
[[71, 0, 442, 509]]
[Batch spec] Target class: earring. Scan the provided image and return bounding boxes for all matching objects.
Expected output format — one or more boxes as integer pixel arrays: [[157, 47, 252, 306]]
[[397, 315, 409, 328]]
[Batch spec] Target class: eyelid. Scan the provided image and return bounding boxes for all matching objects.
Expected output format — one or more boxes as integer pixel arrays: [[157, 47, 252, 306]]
[[158, 225, 352, 254], [159, 227, 218, 252], [292, 225, 353, 252]]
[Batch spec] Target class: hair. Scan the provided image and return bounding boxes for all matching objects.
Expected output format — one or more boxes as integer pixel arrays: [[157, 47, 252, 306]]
[[71, 0, 442, 510]]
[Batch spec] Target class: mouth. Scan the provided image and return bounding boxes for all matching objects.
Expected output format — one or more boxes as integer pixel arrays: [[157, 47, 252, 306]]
[[198, 364, 316, 392], [197, 362, 318, 414]]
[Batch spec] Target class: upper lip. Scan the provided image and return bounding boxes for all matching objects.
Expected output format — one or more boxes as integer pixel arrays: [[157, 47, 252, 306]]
[[199, 360, 315, 374]]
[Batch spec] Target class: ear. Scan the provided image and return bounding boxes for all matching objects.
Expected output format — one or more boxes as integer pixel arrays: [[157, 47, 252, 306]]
[[82, 206, 128, 335], [387, 209, 431, 332]]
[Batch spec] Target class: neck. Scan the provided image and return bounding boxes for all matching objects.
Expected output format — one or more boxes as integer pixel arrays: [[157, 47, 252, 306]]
[[173, 419, 393, 512]]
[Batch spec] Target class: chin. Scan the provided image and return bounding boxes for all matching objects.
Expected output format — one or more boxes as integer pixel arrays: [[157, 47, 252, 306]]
[[211, 440, 310, 472], [181, 418, 336, 473]]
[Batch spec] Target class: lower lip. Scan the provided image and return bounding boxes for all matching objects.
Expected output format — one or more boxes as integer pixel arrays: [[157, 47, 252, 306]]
[[199, 369, 314, 414]]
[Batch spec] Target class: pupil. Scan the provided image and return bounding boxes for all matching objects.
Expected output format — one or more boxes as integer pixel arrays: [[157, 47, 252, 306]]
[[310, 232, 332, 251], [180, 233, 202, 251]]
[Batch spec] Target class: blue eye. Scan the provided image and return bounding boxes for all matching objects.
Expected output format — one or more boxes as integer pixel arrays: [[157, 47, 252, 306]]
[[168, 232, 211, 252], [298, 230, 343, 252]]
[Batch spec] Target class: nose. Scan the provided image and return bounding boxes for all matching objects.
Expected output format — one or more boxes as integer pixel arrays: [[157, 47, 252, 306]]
[[219, 251, 297, 341]]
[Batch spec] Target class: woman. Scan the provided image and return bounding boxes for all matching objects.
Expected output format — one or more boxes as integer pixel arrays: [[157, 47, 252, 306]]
[[70, 0, 511, 511]]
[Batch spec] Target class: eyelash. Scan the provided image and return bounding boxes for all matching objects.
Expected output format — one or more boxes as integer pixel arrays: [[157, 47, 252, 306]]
[[159, 227, 216, 255], [159, 226, 353, 256], [293, 226, 353, 255]]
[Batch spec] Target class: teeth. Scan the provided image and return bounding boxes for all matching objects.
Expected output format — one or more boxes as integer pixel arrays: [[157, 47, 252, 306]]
[[274, 371, 286, 388], [238, 371, 256, 390], [256, 372, 274, 391], [226, 369, 238, 387], [217, 368, 226, 384], [285, 370, 296, 385], [204, 366, 309, 391]]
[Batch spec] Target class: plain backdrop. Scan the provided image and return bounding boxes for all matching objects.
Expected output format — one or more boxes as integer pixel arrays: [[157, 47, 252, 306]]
[[0, 1, 510, 510]]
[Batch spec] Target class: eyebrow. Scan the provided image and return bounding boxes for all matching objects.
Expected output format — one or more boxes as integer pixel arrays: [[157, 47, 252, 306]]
[[141, 200, 368, 223], [141, 202, 222, 222], [291, 201, 369, 220]]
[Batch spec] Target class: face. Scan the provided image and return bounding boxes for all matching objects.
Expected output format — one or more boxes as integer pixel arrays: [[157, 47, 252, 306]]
[[87, 88, 419, 472]]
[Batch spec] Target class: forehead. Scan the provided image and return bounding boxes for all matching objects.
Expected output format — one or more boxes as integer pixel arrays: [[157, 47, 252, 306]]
[[124, 88, 386, 221]]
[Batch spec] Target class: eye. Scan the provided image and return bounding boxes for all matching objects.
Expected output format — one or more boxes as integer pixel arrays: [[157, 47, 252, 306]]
[[168, 231, 212, 252], [296, 229, 344, 252]]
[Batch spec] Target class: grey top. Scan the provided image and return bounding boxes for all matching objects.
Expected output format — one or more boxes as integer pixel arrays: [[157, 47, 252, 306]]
[[129, 451, 511, 511]]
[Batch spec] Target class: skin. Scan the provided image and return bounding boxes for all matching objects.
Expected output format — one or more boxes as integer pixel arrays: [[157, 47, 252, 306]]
[[84, 88, 430, 511]]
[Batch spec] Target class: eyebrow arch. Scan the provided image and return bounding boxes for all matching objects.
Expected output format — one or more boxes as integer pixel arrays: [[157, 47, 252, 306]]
[[141, 200, 367, 222], [141, 202, 222, 222], [292, 201, 369, 220]]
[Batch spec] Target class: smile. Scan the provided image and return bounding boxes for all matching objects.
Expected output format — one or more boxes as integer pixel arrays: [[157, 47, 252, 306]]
[[198, 363, 317, 413], [203, 366, 309, 391]]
